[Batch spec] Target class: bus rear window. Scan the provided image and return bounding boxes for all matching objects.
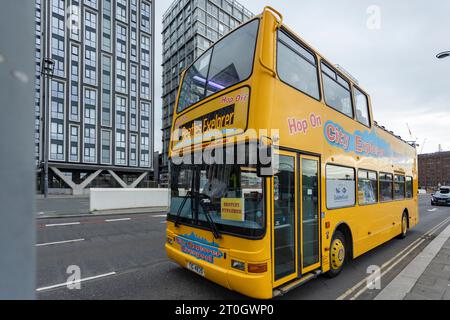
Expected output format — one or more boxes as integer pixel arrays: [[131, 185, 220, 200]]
[[177, 19, 259, 113]]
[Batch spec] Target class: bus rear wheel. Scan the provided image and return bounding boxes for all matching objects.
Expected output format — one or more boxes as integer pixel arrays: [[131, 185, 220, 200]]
[[398, 213, 408, 239], [326, 230, 346, 278]]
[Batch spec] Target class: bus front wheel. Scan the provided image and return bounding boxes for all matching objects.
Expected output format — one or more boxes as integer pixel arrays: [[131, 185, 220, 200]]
[[326, 230, 346, 278]]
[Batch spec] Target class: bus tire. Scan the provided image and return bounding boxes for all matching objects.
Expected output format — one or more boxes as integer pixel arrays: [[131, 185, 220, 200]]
[[326, 230, 347, 278], [398, 212, 408, 239]]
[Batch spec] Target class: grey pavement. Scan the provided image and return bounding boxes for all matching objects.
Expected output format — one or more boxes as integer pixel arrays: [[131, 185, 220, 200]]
[[36, 195, 90, 217], [404, 236, 450, 300], [36, 195, 167, 219]]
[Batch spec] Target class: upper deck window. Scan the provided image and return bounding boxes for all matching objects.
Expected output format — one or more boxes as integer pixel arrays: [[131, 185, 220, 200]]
[[354, 87, 370, 127], [177, 19, 259, 113], [321, 62, 353, 118], [277, 30, 320, 100]]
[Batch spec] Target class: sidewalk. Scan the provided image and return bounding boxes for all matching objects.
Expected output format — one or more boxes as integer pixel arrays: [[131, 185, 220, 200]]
[[405, 236, 450, 300], [375, 224, 450, 300], [36, 195, 168, 219]]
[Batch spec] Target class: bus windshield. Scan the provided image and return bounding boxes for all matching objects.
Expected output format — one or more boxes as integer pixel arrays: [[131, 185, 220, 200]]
[[177, 19, 259, 113], [168, 163, 265, 238]]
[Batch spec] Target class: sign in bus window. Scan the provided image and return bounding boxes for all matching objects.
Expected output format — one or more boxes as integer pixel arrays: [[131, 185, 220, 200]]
[[326, 165, 356, 209]]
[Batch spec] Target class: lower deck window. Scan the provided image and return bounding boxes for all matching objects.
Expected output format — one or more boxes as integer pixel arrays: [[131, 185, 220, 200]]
[[358, 170, 378, 205], [394, 175, 406, 200], [380, 173, 393, 202]]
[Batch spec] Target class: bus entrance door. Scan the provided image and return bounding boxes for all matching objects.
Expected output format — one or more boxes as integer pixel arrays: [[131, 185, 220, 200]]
[[272, 152, 321, 288]]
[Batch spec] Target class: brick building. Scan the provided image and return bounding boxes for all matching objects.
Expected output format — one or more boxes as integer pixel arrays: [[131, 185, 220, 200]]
[[418, 152, 450, 189]]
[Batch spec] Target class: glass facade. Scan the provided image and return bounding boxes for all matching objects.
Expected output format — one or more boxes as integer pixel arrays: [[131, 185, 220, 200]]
[[34, 0, 154, 170], [161, 0, 253, 172]]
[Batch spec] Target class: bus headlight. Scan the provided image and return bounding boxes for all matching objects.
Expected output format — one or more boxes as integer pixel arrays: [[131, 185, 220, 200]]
[[231, 260, 245, 272]]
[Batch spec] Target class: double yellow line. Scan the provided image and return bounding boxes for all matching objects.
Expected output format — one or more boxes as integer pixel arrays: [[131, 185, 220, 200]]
[[337, 216, 450, 300]]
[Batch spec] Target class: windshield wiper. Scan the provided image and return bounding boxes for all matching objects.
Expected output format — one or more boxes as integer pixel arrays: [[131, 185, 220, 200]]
[[174, 190, 192, 228], [198, 195, 222, 239], [174, 190, 221, 239]]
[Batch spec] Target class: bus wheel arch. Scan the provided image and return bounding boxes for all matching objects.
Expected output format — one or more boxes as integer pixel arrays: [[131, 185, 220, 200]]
[[333, 222, 354, 260]]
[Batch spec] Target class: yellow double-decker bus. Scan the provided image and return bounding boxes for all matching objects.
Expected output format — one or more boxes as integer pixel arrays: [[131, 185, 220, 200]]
[[165, 7, 418, 299]]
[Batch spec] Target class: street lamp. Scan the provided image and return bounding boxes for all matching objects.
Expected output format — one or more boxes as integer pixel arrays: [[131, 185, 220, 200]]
[[40, 58, 55, 198], [436, 51, 450, 59]]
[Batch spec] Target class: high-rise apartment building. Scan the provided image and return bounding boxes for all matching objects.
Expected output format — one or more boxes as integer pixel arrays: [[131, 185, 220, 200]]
[[35, 0, 155, 194], [161, 0, 253, 178]]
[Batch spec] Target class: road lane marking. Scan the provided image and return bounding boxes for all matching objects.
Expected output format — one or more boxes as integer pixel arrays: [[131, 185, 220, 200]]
[[337, 216, 450, 300], [428, 208, 437, 212], [36, 272, 116, 292], [36, 239, 85, 247], [105, 218, 131, 222], [160, 221, 167, 224], [45, 222, 80, 227], [152, 215, 167, 218]]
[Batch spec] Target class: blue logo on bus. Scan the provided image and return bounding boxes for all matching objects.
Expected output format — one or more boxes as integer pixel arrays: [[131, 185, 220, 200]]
[[176, 232, 223, 264]]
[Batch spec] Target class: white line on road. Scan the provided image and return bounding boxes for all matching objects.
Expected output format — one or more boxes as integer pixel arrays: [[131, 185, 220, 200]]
[[36, 272, 116, 292], [45, 222, 80, 227], [160, 221, 167, 224], [152, 215, 167, 218], [337, 216, 450, 300], [427, 208, 437, 212], [105, 218, 131, 222], [36, 239, 85, 247]]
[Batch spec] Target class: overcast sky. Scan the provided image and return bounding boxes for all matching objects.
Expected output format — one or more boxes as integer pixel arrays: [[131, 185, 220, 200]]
[[154, 0, 450, 154]]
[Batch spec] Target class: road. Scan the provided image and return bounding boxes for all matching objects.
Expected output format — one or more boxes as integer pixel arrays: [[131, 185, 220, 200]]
[[37, 195, 450, 300]]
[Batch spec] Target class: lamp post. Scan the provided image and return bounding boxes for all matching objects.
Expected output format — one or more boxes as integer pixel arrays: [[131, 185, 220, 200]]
[[41, 58, 55, 198], [436, 51, 450, 59]]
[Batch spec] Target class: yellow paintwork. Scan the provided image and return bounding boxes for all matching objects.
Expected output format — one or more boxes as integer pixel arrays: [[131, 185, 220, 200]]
[[166, 7, 418, 299]]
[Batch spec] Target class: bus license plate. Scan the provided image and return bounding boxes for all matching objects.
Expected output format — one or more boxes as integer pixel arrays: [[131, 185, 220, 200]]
[[187, 262, 205, 277]]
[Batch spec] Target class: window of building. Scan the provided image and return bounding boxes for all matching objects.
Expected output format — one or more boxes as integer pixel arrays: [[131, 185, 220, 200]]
[[326, 165, 356, 209], [102, 55, 111, 126], [70, 125, 79, 162], [380, 173, 394, 202], [101, 130, 111, 164], [277, 30, 320, 101], [358, 170, 378, 205], [130, 134, 137, 166], [84, 0, 97, 9], [116, 0, 128, 22], [102, 0, 112, 52], [70, 45, 80, 121], [141, 1, 151, 33]]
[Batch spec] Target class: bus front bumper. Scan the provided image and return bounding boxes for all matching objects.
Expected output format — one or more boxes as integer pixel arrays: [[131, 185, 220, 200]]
[[165, 243, 273, 299]]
